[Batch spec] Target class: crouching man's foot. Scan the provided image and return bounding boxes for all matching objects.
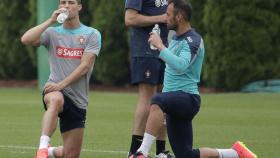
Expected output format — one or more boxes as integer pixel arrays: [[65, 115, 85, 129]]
[[35, 148, 48, 158], [232, 141, 257, 158]]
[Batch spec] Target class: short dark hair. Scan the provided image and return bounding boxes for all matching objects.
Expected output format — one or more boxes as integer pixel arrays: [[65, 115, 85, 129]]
[[169, 0, 192, 21], [59, 0, 81, 4]]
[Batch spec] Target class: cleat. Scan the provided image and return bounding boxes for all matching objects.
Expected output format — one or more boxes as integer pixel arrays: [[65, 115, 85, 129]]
[[35, 148, 48, 158], [156, 151, 175, 158], [127, 152, 133, 158], [129, 151, 149, 158], [232, 141, 257, 158]]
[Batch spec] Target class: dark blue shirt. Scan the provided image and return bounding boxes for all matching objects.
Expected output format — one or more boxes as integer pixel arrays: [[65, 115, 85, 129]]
[[125, 0, 168, 57]]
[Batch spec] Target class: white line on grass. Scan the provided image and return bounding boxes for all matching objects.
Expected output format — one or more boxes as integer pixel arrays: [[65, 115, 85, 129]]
[[0, 145, 127, 154]]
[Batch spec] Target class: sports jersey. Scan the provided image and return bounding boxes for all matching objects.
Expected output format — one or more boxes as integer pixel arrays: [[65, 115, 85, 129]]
[[159, 29, 204, 95], [125, 0, 168, 57], [40, 23, 101, 109]]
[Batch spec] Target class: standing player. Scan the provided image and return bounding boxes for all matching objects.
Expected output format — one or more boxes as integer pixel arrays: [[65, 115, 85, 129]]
[[21, 0, 101, 158], [125, 0, 173, 157], [130, 0, 257, 158]]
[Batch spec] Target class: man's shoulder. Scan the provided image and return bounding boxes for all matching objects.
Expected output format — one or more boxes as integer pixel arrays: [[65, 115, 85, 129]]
[[172, 29, 203, 54], [79, 24, 101, 36], [181, 29, 203, 45]]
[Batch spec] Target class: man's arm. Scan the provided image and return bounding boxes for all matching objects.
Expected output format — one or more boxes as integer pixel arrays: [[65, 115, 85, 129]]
[[148, 32, 191, 73], [21, 8, 64, 46], [125, 9, 166, 27], [44, 53, 96, 93]]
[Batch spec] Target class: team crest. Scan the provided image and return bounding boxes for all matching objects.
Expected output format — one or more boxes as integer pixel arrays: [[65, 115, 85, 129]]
[[187, 36, 193, 43], [145, 70, 151, 78], [155, 0, 168, 7], [155, 0, 161, 7], [78, 36, 86, 45]]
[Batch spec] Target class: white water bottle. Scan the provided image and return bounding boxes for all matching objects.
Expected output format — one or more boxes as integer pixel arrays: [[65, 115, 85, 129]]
[[57, 10, 69, 23], [150, 24, 161, 50]]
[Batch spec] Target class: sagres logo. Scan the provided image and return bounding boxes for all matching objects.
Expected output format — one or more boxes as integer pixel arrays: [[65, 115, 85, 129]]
[[56, 46, 84, 59]]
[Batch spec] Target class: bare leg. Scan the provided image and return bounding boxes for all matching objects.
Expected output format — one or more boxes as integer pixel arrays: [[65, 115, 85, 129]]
[[145, 105, 164, 136], [35, 92, 64, 158], [156, 114, 167, 140], [132, 83, 157, 135], [53, 128, 84, 158], [42, 91, 64, 136], [137, 105, 165, 157], [130, 84, 168, 156], [199, 148, 219, 158]]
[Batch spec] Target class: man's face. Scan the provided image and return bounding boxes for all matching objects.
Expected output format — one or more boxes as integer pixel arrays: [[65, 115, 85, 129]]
[[59, 0, 81, 19], [166, 3, 178, 31]]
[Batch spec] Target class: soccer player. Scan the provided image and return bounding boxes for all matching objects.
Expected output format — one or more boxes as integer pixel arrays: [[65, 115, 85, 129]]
[[130, 0, 257, 158], [125, 0, 174, 157], [21, 0, 101, 158]]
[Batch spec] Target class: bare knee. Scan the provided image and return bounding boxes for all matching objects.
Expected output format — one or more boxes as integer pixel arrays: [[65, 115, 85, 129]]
[[44, 92, 64, 112], [150, 104, 161, 113]]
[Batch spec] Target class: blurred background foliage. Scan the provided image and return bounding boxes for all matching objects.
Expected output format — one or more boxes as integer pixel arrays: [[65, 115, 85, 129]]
[[0, 0, 279, 91]]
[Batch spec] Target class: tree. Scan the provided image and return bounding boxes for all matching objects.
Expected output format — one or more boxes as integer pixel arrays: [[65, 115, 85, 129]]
[[0, 0, 37, 79], [89, 0, 130, 85], [203, 0, 280, 90], [189, 0, 207, 36]]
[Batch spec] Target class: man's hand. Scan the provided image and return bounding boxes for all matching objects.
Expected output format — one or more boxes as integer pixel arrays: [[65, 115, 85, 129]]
[[44, 82, 64, 94], [159, 13, 167, 24], [148, 32, 166, 51], [50, 8, 68, 24]]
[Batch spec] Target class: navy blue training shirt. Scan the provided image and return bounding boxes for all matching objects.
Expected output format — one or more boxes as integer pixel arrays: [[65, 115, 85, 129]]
[[125, 0, 168, 57]]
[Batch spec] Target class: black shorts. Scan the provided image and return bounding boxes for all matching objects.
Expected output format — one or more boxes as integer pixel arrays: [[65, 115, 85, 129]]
[[130, 57, 165, 85], [43, 93, 86, 133]]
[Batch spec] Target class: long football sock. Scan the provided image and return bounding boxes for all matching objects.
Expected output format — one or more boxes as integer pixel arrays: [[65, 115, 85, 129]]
[[156, 140, 166, 155], [39, 135, 50, 149], [137, 133, 156, 157], [129, 135, 143, 154]]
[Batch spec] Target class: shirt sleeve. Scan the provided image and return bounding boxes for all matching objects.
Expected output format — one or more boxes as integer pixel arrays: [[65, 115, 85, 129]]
[[84, 29, 102, 56], [125, 0, 142, 12], [40, 27, 52, 47], [159, 40, 191, 73]]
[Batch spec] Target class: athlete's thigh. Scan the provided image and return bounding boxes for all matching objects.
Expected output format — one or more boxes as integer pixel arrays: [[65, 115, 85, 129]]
[[151, 91, 200, 120], [62, 128, 84, 158], [166, 116, 196, 158]]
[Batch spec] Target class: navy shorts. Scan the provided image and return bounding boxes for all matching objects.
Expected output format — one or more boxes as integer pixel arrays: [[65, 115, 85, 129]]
[[130, 57, 165, 85], [43, 93, 86, 133]]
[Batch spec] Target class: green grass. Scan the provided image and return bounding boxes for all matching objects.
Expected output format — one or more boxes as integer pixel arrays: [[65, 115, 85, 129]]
[[0, 88, 279, 157]]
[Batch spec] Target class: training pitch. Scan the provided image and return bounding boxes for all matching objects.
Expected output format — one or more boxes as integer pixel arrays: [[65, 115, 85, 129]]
[[0, 88, 279, 158]]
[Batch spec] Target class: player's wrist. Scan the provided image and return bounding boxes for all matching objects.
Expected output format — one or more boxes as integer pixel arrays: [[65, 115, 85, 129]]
[[47, 18, 56, 25], [58, 82, 66, 90], [158, 44, 166, 51]]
